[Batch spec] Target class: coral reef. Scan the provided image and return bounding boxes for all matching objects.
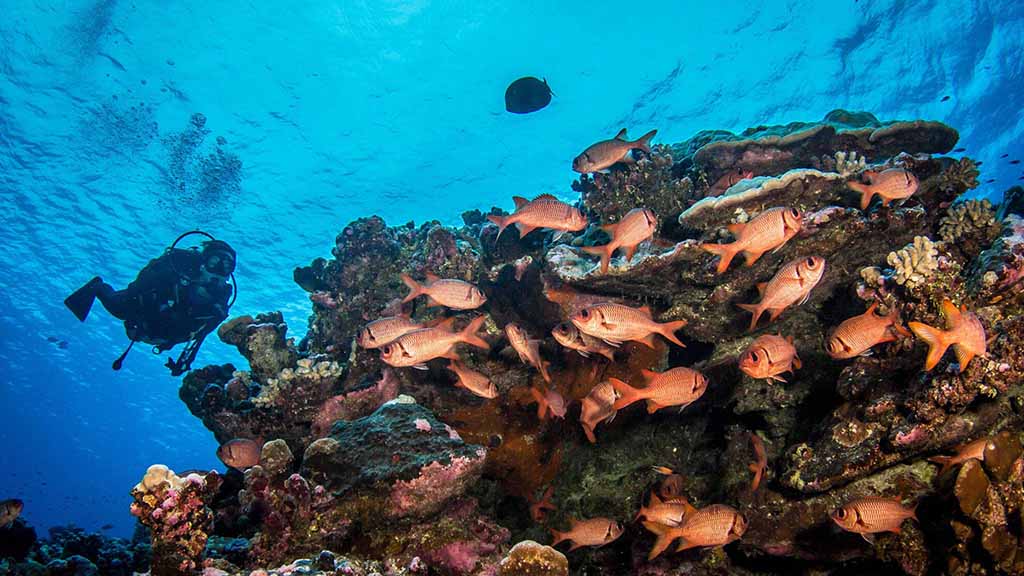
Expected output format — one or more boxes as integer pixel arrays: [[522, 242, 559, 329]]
[[156, 110, 1024, 576]]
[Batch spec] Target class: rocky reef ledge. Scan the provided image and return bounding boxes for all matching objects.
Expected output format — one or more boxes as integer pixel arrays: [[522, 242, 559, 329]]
[[12, 110, 1014, 576]]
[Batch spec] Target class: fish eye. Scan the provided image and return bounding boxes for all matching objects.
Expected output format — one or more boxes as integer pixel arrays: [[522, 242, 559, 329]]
[[750, 351, 759, 362], [382, 344, 392, 355], [580, 309, 590, 319], [790, 209, 800, 218], [835, 508, 846, 519], [805, 257, 818, 268]]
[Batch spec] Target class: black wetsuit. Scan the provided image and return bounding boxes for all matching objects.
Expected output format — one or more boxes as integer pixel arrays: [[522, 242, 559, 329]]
[[94, 248, 232, 373]]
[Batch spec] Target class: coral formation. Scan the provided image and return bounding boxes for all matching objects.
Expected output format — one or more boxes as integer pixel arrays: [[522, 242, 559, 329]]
[[886, 236, 940, 290], [130, 110, 1024, 576]]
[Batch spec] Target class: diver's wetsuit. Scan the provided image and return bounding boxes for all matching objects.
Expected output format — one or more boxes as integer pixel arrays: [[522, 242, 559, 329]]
[[88, 248, 232, 373]]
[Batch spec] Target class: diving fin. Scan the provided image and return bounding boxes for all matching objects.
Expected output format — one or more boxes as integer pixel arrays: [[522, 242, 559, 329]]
[[64, 277, 102, 322]]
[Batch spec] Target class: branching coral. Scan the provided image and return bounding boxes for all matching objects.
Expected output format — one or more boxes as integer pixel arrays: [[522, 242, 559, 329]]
[[938, 157, 980, 194], [939, 199, 1001, 248], [887, 236, 940, 290], [834, 150, 867, 176]]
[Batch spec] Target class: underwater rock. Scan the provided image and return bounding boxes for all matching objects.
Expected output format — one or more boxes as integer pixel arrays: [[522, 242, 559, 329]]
[[498, 540, 568, 576], [258, 439, 294, 478], [217, 312, 299, 382]]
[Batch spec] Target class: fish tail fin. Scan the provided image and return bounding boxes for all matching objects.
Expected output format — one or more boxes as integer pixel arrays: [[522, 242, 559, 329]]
[[908, 321, 951, 371], [928, 455, 954, 477], [642, 521, 677, 560], [400, 273, 422, 304], [540, 359, 552, 383], [737, 303, 763, 331], [909, 500, 919, 522], [458, 316, 490, 350], [848, 181, 875, 210], [486, 214, 511, 240], [659, 319, 688, 348], [700, 242, 739, 274], [634, 129, 657, 153], [582, 423, 597, 444], [609, 377, 643, 410], [582, 244, 613, 274], [531, 386, 549, 420], [549, 528, 566, 547]]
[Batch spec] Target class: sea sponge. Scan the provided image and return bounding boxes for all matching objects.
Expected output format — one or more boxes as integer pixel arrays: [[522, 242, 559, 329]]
[[498, 540, 568, 576], [135, 464, 184, 494], [887, 236, 939, 289], [938, 199, 999, 244], [834, 150, 867, 176]]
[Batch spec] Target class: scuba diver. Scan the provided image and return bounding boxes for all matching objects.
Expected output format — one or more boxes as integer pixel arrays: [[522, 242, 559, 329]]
[[63, 232, 237, 376]]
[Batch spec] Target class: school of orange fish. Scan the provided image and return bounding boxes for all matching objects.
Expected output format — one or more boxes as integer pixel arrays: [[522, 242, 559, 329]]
[[228, 128, 991, 558]]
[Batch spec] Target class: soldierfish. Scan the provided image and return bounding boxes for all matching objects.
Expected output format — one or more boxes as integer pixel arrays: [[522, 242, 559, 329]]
[[447, 359, 498, 399], [737, 256, 826, 331], [831, 496, 917, 542], [0, 499, 23, 528], [550, 517, 624, 551], [530, 385, 568, 420], [217, 438, 262, 472], [908, 299, 987, 372], [635, 492, 691, 527], [528, 485, 557, 523], [487, 194, 587, 240], [357, 315, 424, 349], [579, 380, 619, 443], [380, 316, 490, 369], [848, 168, 919, 210], [738, 334, 801, 382], [572, 128, 657, 173], [552, 322, 616, 361], [929, 437, 992, 476], [643, 504, 747, 559], [708, 169, 754, 196], [401, 273, 487, 310], [571, 302, 688, 348], [505, 322, 551, 382], [609, 368, 707, 414], [827, 302, 910, 359], [582, 208, 658, 274], [749, 433, 767, 492], [701, 207, 803, 274]]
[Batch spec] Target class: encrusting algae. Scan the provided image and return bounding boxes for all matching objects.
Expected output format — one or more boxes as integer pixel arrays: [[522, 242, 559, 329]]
[[67, 109, 1024, 576]]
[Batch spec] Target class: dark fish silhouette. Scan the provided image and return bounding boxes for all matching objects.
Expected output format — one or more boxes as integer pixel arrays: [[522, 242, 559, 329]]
[[58, 341, 69, 349], [505, 77, 553, 114], [941, 95, 950, 102], [100, 524, 114, 530], [1001, 154, 1009, 158], [46, 336, 58, 343], [976, 161, 984, 166], [985, 179, 996, 183], [1011, 160, 1021, 165], [953, 147, 965, 152]]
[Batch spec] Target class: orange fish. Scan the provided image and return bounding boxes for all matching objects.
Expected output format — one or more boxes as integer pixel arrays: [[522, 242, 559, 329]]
[[571, 302, 687, 348], [908, 299, 987, 372], [653, 467, 687, 502], [217, 438, 261, 472], [552, 322, 616, 361], [848, 168, 919, 210], [550, 517, 624, 551], [572, 128, 657, 173], [609, 368, 707, 413], [749, 433, 767, 491], [582, 208, 658, 273], [0, 499, 23, 528], [701, 207, 803, 274], [447, 359, 498, 399], [401, 273, 487, 310], [505, 322, 551, 382], [486, 194, 587, 240], [737, 256, 826, 331], [357, 315, 424, 349], [831, 496, 917, 542], [635, 492, 691, 527], [644, 504, 747, 559], [827, 302, 910, 359], [929, 437, 992, 476], [708, 169, 754, 196], [579, 380, 619, 443], [528, 485, 557, 523], [738, 334, 801, 382], [380, 316, 489, 369], [530, 385, 568, 420]]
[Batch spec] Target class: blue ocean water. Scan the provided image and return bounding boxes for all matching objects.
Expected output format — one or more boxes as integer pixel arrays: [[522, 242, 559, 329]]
[[0, 0, 1021, 541]]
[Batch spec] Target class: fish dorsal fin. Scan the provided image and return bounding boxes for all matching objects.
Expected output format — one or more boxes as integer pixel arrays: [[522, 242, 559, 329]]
[[727, 222, 746, 235], [533, 193, 559, 202], [866, 302, 878, 316], [424, 272, 441, 283], [431, 316, 458, 332], [614, 128, 628, 141], [941, 299, 962, 327], [785, 335, 794, 344], [640, 368, 659, 384], [756, 282, 768, 296], [678, 497, 697, 517], [638, 305, 653, 318], [512, 196, 531, 210]]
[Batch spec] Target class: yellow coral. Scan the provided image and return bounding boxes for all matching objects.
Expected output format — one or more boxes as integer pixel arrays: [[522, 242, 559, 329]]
[[135, 464, 183, 494], [939, 199, 998, 243], [499, 540, 568, 576], [887, 236, 939, 289]]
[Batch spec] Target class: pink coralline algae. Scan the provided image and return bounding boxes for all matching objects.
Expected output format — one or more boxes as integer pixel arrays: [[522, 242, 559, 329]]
[[311, 369, 401, 437], [413, 498, 510, 576], [414, 418, 432, 432], [388, 449, 487, 518], [310, 290, 339, 309]]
